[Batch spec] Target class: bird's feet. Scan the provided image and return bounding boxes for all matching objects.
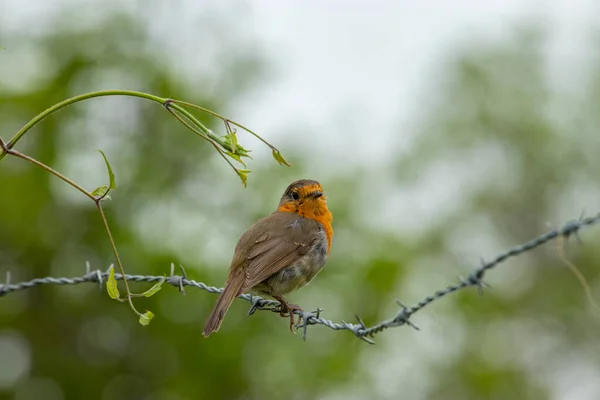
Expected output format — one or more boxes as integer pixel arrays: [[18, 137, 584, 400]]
[[281, 303, 303, 332], [273, 294, 303, 333]]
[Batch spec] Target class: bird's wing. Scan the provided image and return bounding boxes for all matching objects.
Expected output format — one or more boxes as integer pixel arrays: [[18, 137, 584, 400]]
[[227, 211, 320, 293]]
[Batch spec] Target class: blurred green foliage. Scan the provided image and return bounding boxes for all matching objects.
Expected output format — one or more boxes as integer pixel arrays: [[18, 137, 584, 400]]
[[1, 6, 600, 400]]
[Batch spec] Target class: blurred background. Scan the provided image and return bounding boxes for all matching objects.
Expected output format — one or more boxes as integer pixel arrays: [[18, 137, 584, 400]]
[[1, 1, 600, 399]]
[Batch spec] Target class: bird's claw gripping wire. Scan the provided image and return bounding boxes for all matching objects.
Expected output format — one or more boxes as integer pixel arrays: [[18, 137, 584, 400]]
[[279, 303, 303, 333]]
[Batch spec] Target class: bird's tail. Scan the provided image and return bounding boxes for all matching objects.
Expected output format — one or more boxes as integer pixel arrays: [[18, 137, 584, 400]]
[[202, 273, 244, 337]]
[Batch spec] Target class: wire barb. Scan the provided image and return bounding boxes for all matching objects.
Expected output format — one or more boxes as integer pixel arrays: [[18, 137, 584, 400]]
[[1, 213, 599, 342], [294, 308, 324, 341], [394, 300, 420, 330], [168, 263, 187, 295], [83, 261, 104, 291], [247, 296, 264, 316], [460, 267, 490, 296]]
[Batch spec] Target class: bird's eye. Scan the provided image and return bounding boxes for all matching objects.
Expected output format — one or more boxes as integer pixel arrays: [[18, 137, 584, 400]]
[[291, 192, 300, 200]]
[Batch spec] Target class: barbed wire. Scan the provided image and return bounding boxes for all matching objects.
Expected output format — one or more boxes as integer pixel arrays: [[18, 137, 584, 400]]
[[1, 213, 599, 343]]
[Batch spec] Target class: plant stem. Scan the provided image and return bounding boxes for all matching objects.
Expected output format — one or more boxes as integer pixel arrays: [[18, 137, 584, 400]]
[[0, 90, 166, 162], [166, 102, 224, 145], [165, 105, 220, 147], [0, 140, 95, 201], [169, 99, 276, 149], [2, 139, 139, 312], [96, 202, 140, 315]]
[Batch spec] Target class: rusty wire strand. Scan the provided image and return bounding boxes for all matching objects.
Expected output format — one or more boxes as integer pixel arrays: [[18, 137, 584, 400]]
[[1, 214, 599, 343]]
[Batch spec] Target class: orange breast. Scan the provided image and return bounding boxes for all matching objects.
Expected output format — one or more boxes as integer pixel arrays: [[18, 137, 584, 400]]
[[313, 214, 333, 253], [278, 203, 333, 252]]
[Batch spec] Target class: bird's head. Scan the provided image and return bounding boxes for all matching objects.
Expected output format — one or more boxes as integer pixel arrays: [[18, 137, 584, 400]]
[[277, 179, 331, 219]]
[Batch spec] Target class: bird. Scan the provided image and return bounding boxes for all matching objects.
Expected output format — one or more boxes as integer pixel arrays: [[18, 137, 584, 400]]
[[202, 179, 333, 337]]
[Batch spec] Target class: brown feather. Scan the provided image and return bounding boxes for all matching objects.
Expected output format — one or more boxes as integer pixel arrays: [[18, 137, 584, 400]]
[[203, 212, 321, 334], [202, 268, 245, 337], [240, 212, 320, 291]]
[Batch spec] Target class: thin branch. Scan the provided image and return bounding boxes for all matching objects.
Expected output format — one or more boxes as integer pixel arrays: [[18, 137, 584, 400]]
[[95, 202, 141, 314], [0, 90, 166, 163], [167, 99, 278, 150], [1, 214, 599, 343], [0, 139, 95, 201]]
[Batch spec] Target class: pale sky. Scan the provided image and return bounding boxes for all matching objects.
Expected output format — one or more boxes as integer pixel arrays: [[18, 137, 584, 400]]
[[3, 0, 597, 166], [236, 0, 598, 166]]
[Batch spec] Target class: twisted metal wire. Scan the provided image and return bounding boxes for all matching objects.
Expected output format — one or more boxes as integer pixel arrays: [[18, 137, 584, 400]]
[[1, 213, 599, 343]]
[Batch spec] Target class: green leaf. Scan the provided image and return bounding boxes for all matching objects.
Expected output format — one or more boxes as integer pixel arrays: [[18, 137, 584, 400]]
[[239, 148, 252, 159], [106, 266, 120, 300], [139, 310, 155, 326], [91, 185, 110, 198], [225, 151, 247, 167], [272, 149, 292, 167], [236, 169, 251, 187], [98, 150, 116, 190], [222, 135, 251, 158], [228, 131, 238, 154], [140, 276, 165, 298]]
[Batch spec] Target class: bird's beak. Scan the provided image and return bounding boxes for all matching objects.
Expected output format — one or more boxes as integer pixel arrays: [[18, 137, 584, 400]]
[[310, 191, 323, 199]]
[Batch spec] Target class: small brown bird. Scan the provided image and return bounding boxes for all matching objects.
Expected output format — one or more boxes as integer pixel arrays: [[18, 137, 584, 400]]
[[202, 179, 333, 337]]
